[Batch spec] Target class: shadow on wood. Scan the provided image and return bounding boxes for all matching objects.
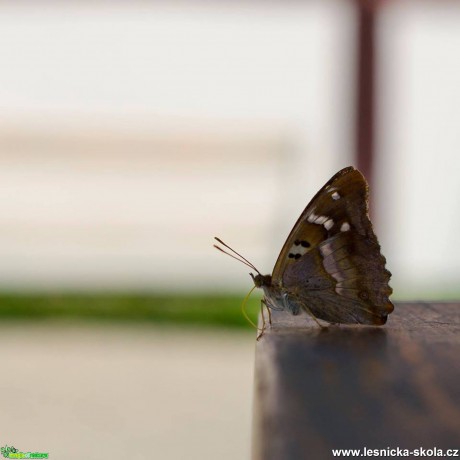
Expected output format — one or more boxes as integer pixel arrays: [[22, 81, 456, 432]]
[[253, 302, 460, 459]]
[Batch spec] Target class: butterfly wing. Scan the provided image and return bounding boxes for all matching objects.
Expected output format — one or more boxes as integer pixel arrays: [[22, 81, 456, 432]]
[[271, 166, 393, 325]]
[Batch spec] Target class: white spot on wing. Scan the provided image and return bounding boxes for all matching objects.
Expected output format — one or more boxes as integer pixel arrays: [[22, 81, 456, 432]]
[[314, 215, 328, 225], [320, 243, 345, 283], [319, 242, 334, 258], [290, 245, 308, 256], [307, 212, 319, 223], [332, 191, 340, 200], [324, 219, 334, 230], [341, 222, 350, 232], [307, 211, 331, 226]]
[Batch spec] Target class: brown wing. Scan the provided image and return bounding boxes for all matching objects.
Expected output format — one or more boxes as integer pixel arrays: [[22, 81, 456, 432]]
[[272, 166, 370, 283], [271, 166, 393, 324], [282, 232, 393, 324]]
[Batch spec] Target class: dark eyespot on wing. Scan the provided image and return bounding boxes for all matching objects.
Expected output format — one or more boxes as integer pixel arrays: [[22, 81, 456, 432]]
[[288, 253, 296, 259], [294, 240, 300, 246], [300, 240, 310, 248], [294, 254, 302, 260]]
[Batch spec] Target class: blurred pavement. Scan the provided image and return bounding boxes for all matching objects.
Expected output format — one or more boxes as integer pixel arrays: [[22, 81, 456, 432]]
[[0, 322, 255, 460]]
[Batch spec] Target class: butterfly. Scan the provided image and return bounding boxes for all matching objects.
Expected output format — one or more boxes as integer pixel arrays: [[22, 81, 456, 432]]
[[214, 166, 394, 339]]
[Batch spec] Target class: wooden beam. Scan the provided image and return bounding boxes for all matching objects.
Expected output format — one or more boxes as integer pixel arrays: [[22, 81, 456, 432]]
[[253, 302, 460, 459]]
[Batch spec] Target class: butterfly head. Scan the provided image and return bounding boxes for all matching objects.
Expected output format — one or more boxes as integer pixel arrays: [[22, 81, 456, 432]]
[[250, 273, 272, 288]]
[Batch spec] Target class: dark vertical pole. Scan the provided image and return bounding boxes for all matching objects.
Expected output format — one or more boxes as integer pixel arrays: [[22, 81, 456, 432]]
[[356, 1, 376, 192]]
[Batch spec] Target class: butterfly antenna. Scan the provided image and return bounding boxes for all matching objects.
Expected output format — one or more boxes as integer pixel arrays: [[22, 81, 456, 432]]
[[241, 285, 262, 331], [213, 245, 256, 270], [214, 237, 261, 274]]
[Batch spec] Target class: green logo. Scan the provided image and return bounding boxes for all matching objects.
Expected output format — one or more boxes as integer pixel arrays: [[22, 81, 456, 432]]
[[1, 446, 48, 459]]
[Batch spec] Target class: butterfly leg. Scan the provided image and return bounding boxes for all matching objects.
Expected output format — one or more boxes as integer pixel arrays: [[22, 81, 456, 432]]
[[261, 299, 272, 325], [256, 303, 266, 341], [303, 304, 326, 329]]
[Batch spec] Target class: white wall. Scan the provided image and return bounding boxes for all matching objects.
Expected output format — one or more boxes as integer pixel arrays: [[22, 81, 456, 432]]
[[0, 1, 356, 291], [377, 1, 460, 298]]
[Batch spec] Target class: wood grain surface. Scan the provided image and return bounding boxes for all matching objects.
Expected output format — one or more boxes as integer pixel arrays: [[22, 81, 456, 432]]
[[253, 302, 460, 460]]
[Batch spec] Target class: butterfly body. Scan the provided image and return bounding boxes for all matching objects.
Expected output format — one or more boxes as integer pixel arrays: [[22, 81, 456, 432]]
[[253, 166, 394, 326]]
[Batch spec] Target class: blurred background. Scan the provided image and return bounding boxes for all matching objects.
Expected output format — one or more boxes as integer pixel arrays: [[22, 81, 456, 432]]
[[1, 1, 459, 459]]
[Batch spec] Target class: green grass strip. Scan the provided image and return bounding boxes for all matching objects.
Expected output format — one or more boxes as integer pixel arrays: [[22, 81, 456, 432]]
[[0, 293, 261, 328]]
